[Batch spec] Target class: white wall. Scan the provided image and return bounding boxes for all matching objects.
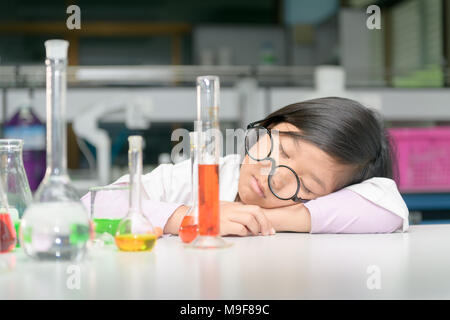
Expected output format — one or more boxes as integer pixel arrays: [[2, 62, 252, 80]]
[[0, 87, 242, 123], [270, 87, 450, 121], [2, 86, 450, 125]]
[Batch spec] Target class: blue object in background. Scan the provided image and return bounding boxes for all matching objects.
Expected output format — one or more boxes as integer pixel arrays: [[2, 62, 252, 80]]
[[283, 0, 338, 25], [402, 193, 450, 211], [402, 193, 450, 225]]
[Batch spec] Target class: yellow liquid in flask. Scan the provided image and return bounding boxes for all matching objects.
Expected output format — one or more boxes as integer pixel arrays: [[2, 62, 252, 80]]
[[115, 234, 157, 252]]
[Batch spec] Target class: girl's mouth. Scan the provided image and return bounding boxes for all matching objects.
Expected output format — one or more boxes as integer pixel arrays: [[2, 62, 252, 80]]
[[250, 175, 266, 198]]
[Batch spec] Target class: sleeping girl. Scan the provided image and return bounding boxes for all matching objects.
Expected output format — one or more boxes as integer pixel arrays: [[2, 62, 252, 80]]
[[82, 97, 409, 236]]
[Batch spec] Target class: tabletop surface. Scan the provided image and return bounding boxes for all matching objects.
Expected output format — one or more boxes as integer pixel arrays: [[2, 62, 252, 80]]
[[1, 225, 450, 300]]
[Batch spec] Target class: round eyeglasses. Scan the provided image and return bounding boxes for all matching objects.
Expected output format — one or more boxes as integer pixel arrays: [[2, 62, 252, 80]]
[[244, 121, 306, 202]]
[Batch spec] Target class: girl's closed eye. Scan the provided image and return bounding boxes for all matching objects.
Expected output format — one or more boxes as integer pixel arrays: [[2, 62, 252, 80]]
[[300, 178, 313, 195], [279, 143, 289, 159], [303, 186, 312, 194]]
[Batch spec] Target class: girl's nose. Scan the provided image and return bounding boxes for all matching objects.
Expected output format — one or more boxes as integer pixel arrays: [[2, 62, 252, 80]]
[[259, 158, 271, 167], [258, 158, 272, 176]]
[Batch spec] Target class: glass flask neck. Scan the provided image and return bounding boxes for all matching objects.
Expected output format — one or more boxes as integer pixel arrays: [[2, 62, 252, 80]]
[[45, 58, 68, 177], [128, 142, 143, 215]]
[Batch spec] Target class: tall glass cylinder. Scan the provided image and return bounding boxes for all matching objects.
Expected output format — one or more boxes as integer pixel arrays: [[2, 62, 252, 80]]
[[20, 40, 90, 261], [179, 131, 200, 243], [190, 76, 228, 249]]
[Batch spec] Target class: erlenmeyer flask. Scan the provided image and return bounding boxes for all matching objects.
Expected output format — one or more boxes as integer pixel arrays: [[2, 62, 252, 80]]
[[0, 174, 16, 253], [20, 40, 90, 261], [115, 136, 157, 252], [179, 132, 200, 243], [0, 139, 32, 247]]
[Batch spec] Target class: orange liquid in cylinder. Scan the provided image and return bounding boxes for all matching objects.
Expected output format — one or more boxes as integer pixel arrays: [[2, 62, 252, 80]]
[[198, 164, 219, 236]]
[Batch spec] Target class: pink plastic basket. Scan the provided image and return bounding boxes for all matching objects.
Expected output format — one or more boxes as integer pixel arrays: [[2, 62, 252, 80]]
[[388, 127, 450, 192]]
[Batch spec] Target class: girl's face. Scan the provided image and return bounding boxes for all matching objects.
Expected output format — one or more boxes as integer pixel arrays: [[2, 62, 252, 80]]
[[238, 122, 355, 208]]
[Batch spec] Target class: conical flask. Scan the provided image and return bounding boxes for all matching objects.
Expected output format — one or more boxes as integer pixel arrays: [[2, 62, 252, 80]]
[[179, 131, 200, 243], [20, 40, 90, 261], [0, 139, 32, 247], [115, 136, 157, 252], [0, 172, 16, 253]]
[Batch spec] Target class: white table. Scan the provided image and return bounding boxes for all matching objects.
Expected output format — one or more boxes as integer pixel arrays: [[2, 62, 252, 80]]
[[1, 225, 450, 300]]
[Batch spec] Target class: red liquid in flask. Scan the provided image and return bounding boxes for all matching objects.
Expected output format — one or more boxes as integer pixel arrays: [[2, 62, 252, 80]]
[[198, 164, 219, 236], [179, 215, 198, 243], [0, 213, 16, 253]]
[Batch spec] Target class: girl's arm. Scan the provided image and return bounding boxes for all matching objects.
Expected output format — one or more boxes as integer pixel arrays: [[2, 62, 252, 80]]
[[264, 188, 403, 234]]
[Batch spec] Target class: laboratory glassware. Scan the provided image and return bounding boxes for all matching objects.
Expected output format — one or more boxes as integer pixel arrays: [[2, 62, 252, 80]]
[[0, 175, 16, 253], [179, 132, 200, 243], [20, 40, 90, 261], [0, 139, 32, 247], [89, 185, 129, 247], [4, 98, 46, 191], [190, 76, 228, 249], [115, 136, 157, 252]]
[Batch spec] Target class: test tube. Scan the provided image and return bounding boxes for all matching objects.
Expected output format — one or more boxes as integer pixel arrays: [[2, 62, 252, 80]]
[[190, 76, 229, 249]]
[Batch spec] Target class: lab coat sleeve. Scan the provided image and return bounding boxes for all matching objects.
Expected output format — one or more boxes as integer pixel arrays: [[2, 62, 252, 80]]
[[304, 188, 404, 234], [81, 184, 183, 233]]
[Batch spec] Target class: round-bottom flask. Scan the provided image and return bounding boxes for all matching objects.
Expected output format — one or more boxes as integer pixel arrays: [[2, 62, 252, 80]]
[[20, 201, 89, 260], [115, 136, 157, 252], [115, 212, 157, 252], [20, 40, 90, 261]]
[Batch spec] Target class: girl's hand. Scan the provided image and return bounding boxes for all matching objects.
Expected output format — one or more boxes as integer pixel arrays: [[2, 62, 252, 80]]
[[219, 201, 276, 237], [262, 203, 311, 233]]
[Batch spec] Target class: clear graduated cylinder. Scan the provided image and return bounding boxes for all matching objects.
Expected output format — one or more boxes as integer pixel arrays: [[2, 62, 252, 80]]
[[20, 40, 90, 261], [190, 76, 228, 249], [179, 132, 200, 243], [115, 136, 157, 252]]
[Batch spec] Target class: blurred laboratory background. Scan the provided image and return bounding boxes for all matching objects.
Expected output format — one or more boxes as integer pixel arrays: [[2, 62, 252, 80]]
[[0, 0, 449, 225]]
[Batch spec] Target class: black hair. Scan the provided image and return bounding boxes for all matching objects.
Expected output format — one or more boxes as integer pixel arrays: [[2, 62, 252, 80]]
[[259, 97, 395, 190]]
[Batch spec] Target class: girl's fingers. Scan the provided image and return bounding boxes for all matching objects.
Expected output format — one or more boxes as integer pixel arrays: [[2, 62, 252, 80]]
[[221, 220, 251, 237], [227, 212, 260, 236], [154, 227, 163, 238], [244, 206, 273, 236], [219, 202, 274, 237]]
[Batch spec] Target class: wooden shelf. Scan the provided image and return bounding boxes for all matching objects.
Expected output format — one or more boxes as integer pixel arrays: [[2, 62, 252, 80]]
[[0, 22, 192, 65]]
